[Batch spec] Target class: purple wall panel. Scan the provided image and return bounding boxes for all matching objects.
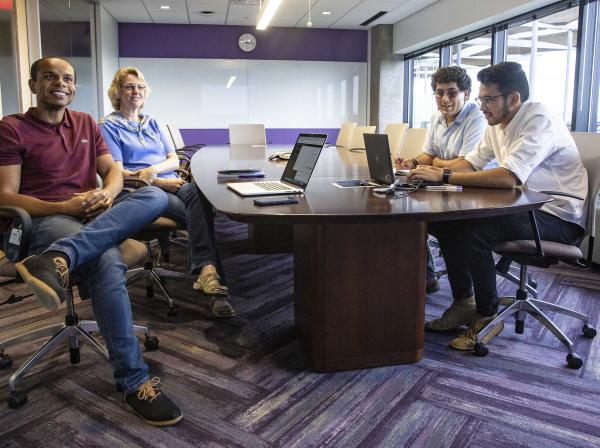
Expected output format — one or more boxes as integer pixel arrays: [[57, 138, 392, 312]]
[[119, 24, 367, 62], [181, 128, 339, 146]]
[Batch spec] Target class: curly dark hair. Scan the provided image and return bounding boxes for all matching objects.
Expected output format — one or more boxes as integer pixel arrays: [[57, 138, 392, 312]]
[[477, 61, 529, 102], [430, 66, 472, 92]]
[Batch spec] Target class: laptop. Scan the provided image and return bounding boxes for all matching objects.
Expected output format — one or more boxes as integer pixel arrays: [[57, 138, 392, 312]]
[[364, 133, 442, 187], [227, 133, 327, 196], [364, 133, 398, 186]]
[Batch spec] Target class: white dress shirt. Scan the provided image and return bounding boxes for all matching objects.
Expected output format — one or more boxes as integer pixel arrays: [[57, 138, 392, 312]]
[[422, 101, 487, 160], [465, 101, 588, 229]]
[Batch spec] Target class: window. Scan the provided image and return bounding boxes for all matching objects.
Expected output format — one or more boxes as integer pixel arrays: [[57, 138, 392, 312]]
[[450, 35, 492, 97], [39, 0, 96, 117], [505, 7, 579, 125], [0, 2, 18, 116], [411, 51, 439, 128]]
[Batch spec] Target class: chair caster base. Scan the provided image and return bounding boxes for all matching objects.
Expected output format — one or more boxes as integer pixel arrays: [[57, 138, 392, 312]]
[[474, 343, 489, 357], [144, 335, 159, 351], [582, 325, 597, 339], [566, 353, 583, 369], [7, 391, 28, 409], [166, 306, 178, 317], [0, 354, 13, 369]]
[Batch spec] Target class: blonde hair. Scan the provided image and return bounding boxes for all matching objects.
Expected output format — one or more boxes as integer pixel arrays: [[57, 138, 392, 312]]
[[107, 67, 151, 111]]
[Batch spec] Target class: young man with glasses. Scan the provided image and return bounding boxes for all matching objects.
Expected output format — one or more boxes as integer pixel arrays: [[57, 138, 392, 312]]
[[409, 61, 587, 350], [0, 57, 183, 426], [397, 66, 486, 293]]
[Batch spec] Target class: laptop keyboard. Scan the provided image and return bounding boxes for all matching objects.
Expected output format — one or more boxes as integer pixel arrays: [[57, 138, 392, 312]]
[[256, 182, 295, 191]]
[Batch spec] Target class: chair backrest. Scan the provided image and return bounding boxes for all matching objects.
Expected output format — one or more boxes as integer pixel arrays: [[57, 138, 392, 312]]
[[571, 132, 600, 238], [398, 128, 428, 160], [166, 124, 186, 149], [335, 122, 357, 149], [348, 125, 376, 150], [229, 124, 266, 145], [384, 123, 409, 158]]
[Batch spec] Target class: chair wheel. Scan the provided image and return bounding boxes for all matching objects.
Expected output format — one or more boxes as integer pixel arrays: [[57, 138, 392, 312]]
[[474, 343, 489, 357], [144, 336, 159, 351], [582, 325, 597, 339], [515, 319, 525, 334], [0, 354, 13, 369], [566, 353, 583, 369], [166, 305, 178, 317], [7, 391, 28, 409]]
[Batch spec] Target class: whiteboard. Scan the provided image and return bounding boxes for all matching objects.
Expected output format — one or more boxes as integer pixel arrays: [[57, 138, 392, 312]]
[[117, 57, 368, 128]]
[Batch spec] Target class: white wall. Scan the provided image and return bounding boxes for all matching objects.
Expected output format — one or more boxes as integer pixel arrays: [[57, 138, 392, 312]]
[[393, 0, 558, 54], [96, 5, 119, 118], [118, 57, 368, 129]]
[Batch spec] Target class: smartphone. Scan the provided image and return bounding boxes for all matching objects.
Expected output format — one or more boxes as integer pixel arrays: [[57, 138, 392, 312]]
[[253, 197, 299, 206]]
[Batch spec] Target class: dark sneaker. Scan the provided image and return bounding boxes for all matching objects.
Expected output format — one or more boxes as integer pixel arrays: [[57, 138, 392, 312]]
[[125, 377, 183, 426], [426, 278, 440, 294], [15, 253, 69, 310]]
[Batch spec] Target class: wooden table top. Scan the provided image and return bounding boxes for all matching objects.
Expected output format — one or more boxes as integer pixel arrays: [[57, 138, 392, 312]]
[[191, 144, 552, 224]]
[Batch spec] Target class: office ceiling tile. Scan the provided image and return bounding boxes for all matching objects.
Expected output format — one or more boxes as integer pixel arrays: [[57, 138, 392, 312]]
[[99, 0, 439, 28]]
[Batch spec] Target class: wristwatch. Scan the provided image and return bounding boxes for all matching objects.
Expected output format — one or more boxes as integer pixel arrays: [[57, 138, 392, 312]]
[[442, 168, 452, 184], [411, 159, 419, 169]]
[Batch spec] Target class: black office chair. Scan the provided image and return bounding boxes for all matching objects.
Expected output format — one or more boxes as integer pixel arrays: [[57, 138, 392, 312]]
[[0, 206, 159, 408], [473, 132, 600, 368]]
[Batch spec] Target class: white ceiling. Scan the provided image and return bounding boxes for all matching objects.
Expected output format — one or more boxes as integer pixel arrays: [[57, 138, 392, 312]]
[[39, 0, 439, 29]]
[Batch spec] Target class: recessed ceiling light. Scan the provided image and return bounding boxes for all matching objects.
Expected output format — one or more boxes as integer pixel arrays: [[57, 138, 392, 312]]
[[160, 5, 170, 10], [322, 11, 331, 15]]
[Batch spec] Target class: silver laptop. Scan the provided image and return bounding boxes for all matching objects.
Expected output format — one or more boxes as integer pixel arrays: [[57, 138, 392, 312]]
[[227, 133, 327, 196]]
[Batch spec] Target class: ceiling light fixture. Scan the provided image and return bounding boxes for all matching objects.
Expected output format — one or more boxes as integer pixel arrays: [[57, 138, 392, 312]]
[[226, 76, 237, 89], [322, 11, 331, 15], [160, 5, 170, 10], [306, 0, 312, 27], [256, 0, 283, 30]]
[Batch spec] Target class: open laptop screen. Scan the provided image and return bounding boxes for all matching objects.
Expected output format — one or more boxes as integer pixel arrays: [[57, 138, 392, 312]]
[[281, 134, 327, 188]]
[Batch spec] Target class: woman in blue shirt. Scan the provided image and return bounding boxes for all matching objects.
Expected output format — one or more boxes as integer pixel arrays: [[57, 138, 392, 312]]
[[100, 67, 234, 318]]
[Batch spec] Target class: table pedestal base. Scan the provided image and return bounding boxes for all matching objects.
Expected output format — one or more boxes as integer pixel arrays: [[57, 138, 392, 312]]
[[294, 221, 426, 372]]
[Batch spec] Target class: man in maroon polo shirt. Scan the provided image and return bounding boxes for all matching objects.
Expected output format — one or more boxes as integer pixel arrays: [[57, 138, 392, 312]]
[[0, 57, 182, 426]]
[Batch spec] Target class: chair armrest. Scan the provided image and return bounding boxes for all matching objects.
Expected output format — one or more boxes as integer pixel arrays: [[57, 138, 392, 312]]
[[0, 206, 32, 260], [539, 190, 585, 201]]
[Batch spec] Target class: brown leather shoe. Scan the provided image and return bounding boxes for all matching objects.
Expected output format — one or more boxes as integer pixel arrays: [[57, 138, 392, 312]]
[[193, 271, 228, 296], [425, 296, 477, 331]]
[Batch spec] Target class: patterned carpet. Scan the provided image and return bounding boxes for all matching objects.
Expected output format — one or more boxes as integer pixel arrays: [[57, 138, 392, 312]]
[[0, 215, 599, 447]]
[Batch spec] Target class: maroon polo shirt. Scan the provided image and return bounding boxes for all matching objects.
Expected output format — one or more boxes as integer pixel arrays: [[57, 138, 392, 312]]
[[0, 108, 110, 202]]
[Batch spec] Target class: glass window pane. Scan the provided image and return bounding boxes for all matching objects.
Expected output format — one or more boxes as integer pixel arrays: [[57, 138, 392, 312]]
[[411, 51, 439, 128], [39, 0, 96, 118], [0, 2, 19, 116], [450, 36, 492, 96], [506, 7, 579, 126]]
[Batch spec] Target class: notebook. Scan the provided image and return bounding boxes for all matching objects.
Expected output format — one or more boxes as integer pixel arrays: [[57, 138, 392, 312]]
[[227, 133, 327, 196]]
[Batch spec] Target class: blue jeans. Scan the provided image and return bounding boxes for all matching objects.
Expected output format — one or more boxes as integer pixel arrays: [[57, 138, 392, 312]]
[[28, 186, 168, 394], [428, 211, 584, 317], [426, 242, 436, 282], [162, 182, 224, 278]]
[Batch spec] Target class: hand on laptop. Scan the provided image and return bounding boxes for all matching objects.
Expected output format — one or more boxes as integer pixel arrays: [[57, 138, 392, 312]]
[[408, 165, 443, 183], [395, 157, 415, 170]]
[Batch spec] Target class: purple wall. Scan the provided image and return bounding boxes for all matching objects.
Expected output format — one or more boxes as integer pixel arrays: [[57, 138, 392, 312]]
[[119, 24, 367, 62], [181, 128, 340, 146]]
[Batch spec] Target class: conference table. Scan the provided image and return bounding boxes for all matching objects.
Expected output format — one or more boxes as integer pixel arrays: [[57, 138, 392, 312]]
[[191, 144, 551, 372]]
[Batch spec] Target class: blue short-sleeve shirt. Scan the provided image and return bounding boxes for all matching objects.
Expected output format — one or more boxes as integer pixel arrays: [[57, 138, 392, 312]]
[[100, 115, 177, 179]]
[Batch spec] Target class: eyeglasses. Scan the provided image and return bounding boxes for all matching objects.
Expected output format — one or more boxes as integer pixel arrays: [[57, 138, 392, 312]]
[[433, 89, 461, 99], [121, 83, 146, 92], [475, 94, 504, 106]]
